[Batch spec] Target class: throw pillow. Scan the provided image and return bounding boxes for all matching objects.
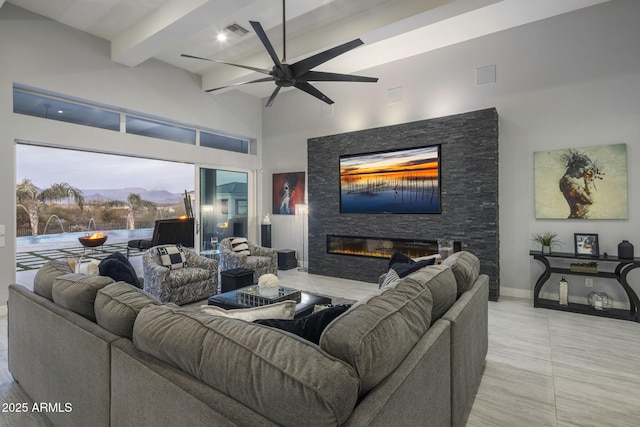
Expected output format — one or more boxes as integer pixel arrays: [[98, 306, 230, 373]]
[[379, 267, 401, 289], [387, 250, 413, 269], [157, 245, 187, 270], [387, 251, 436, 278], [200, 300, 297, 322], [254, 304, 351, 345], [82, 259, 101, 275], [230, 237, 251, 256], [98, 252, 141, 288]]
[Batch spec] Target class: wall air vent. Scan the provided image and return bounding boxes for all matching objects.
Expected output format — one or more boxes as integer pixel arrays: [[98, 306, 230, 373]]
[[224, 23, 250, 37]]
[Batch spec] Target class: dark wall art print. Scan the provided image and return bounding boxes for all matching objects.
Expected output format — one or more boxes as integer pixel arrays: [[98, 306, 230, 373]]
[[534, 143, 628, 219], [340, 145, 441, 214], [272, 172, 305, 215]]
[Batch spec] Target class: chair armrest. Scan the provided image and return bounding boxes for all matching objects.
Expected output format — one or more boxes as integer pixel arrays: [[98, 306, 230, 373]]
[[144, 262, 171, 280], [187, 252, 219, 272], [250, 244, 277, 258]]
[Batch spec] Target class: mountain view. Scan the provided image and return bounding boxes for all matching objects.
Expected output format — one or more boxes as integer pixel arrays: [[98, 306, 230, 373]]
[[80, 187, 187, 204]]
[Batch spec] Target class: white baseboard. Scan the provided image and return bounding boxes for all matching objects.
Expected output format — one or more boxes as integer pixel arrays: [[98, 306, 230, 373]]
[[499, 286, 532, 300]]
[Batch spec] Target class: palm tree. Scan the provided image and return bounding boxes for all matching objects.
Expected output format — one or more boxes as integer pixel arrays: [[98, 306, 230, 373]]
[[125, 193, 157, 229], [16, 179, 85, 236]]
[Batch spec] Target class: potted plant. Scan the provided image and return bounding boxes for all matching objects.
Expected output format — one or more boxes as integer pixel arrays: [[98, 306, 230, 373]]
[[531, 231, 562, 254]]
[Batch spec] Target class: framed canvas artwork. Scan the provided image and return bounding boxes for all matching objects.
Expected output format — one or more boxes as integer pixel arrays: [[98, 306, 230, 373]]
[[272, 172, 305, 215], [534, 143, 627, 219]]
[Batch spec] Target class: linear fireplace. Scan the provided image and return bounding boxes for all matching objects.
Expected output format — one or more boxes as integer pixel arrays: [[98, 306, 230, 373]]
[[326, 235, 461, 259]]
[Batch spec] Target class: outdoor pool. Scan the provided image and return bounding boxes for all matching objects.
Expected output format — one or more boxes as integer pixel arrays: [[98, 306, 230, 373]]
[[17, 228, 152, 248]]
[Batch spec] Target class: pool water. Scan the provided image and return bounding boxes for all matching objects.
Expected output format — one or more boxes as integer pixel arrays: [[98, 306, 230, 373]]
[[17, 228, 152, 247]]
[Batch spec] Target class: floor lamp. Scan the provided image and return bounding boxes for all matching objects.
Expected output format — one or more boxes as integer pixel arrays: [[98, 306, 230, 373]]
[[295, 204, 308, 272]]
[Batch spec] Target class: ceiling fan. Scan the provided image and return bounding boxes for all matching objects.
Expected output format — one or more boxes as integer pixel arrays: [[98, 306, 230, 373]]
[[181, 0, 378, 107]]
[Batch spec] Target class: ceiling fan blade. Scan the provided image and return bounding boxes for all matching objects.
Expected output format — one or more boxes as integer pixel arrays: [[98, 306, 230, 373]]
[[293, 82, 334, 105], [249, 21, 283, 70], [181, 54, 272, 75], [265, 86, 282, 107], [205, 76, 275, 93], [298, 71, 378, 83], [291, 39, 364, 77]]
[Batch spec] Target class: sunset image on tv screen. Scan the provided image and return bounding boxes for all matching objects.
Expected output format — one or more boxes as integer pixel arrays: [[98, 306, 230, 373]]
[[340, 145, 440, 214]]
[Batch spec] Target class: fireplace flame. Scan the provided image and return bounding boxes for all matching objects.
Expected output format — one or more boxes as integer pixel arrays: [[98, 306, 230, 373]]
[[87, 232, 105, 240]]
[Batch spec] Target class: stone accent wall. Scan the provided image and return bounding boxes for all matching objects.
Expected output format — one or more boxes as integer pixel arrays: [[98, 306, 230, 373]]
[[307, 108, 500, 300]]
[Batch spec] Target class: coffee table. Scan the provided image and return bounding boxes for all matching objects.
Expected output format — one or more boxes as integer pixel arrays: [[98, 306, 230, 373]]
[[208, 286, 332, 319]]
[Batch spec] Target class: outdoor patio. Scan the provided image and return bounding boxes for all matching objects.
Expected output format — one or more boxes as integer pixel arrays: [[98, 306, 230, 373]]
[[17, 241, 143, 272]]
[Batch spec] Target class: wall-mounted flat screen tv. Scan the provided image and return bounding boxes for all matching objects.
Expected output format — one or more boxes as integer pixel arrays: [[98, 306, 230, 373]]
[[340, 145, 441, 214]]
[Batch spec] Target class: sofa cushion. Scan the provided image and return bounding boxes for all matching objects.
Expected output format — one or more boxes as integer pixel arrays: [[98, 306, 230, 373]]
[[157, 245, 187, 270], [33, 260, 73, 300], [320, 266, 447, 394], [52, 273, 115, 321], [405, 264, 457, 321], [95, 282, 159, 338], [200, 300, 296, 322], [133, 305, 359, 426], [254, 304, 351, 344], [442, 251, 481, 297], [98, 252, 141, 288]]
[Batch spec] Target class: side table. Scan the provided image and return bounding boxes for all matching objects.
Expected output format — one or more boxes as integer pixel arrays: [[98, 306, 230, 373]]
[[277, 249, 297, 270], [530, 250, 640, 322], [220, 268, 254, 293]]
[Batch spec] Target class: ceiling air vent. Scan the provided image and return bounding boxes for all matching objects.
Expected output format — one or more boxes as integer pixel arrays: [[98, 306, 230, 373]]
[[224, 23, 250, 37]]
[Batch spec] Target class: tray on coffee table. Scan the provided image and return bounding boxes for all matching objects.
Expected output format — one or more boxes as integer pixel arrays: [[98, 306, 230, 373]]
[[236, 286, 302, 306]]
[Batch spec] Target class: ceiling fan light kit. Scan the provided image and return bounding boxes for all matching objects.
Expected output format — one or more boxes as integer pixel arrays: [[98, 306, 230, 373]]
[[182, 0, 377, 107]]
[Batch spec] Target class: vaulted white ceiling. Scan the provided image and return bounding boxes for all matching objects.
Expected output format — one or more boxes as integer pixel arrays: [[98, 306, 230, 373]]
[[5, 0, 611, 100]]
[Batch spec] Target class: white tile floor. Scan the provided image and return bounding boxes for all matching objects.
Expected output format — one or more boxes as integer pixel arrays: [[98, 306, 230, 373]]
[[3, 266, 640, 426]]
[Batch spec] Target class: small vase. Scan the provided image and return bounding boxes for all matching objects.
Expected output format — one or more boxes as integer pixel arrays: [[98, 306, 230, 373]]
[[259, 286, 279, 297], [558, 277, 568, 306], [542, 245, 551, 254], [438, 239, 454, 260]]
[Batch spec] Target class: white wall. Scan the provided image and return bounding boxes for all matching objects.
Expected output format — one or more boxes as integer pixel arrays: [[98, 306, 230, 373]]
[[261, 0, 640, 301], [0, 4, 264, 307]]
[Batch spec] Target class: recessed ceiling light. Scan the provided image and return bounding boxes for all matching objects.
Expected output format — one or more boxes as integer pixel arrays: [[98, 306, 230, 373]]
[[216, 32, 227, 42]]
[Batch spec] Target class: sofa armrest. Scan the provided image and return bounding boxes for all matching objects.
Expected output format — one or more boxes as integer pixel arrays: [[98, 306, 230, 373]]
[[8, 284, 117, 427], [344, 319, 451, 427], [185, 251, 218, 273], [442, 274, 489, 427], [250, 244, 276, 259]]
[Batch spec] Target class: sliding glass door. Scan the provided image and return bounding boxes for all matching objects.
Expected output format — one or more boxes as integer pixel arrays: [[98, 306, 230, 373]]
[[198, 168, 248, 252]]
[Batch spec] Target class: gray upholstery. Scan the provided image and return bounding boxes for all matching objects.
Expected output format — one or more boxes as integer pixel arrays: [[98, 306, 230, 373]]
[[344, 319, 452, 427], [52, 273, 115, 321], [8, 284, 116, 427], [219, 237, 277, 284], [444, 275, 489, 427], [133, 304, 359, 426], [111, 338, 280, 427], [143, 244, 218, 305], [321, 266, 448, 394], [9, 250, 488, 427], [443, 250, 481, 297], [404, 264, 457, 321], [94, 281, 160, 339], [33, 259, 72, 300]]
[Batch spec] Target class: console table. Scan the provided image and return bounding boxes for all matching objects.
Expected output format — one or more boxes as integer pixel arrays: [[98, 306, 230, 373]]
[[530, 250, 640, 322]]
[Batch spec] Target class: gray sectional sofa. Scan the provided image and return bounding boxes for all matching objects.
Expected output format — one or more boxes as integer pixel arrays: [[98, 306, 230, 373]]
[[8, 251, 488, 427]]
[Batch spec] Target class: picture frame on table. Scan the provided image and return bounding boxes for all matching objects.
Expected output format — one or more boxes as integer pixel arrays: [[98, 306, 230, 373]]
[[574, 233, 599, 257]]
